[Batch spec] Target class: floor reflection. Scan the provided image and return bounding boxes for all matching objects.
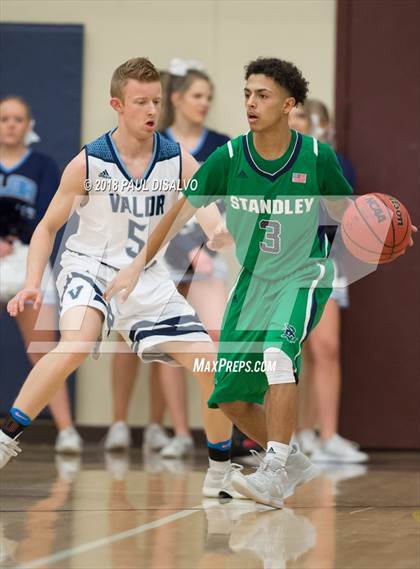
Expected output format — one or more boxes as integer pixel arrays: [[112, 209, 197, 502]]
[[1, 454, 81, 567], [230, 508, 316, 567], [6, 447, 420, 569]]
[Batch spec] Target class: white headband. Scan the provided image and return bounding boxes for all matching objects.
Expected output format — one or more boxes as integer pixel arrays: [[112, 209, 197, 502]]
[[24, 119, 40, 146], [310, 113, 325, 139], [169, 58, 206, 77]]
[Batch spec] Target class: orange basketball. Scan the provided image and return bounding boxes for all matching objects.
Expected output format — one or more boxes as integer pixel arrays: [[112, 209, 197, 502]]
[[341, 193, 412, 264]]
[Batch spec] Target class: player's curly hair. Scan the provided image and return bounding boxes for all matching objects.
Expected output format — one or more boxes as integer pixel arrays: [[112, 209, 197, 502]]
[[245, 58, 309, 105]]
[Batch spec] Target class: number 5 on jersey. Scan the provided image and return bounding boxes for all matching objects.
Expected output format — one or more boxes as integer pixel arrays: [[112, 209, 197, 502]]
[[126, 219, 146, 258]]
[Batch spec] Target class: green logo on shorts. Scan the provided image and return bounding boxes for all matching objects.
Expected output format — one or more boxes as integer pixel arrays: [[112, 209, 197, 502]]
[[281, 323, 298, 343]]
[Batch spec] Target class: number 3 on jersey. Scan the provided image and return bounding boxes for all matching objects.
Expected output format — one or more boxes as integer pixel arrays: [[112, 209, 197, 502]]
[[126, 219, 146, 258], [259, 219, 281, 254]]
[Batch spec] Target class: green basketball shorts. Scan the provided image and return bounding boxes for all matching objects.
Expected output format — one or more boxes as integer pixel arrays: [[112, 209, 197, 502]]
[[208, 261, 333, 408]]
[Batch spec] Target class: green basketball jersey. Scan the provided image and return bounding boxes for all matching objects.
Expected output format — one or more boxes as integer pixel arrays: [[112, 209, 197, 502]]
[[183, 130, 352, 280]]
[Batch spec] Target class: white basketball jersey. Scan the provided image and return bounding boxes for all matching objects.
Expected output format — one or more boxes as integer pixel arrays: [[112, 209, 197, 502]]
[[65, 130, 181, 269]]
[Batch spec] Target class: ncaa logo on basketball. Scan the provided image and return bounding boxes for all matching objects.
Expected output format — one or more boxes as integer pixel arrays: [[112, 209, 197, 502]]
[[366, 197, 386, 223]]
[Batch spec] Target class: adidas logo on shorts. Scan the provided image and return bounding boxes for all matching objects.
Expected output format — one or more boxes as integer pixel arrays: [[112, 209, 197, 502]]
[[99, 169, 111, 179]]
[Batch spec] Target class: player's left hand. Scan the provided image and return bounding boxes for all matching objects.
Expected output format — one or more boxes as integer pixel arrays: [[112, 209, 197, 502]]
[[409, 224, 417, 246], [104, 264, 141, 303], [207, 224, 234, 252], [395, 224, 417, 259]]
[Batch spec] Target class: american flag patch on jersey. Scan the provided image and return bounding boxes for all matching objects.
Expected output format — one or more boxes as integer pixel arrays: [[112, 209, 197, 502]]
[[292, 172, 307, 184]]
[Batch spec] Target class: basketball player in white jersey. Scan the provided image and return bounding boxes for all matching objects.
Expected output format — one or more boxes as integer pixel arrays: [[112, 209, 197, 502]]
[[1, 58, 239, 498]]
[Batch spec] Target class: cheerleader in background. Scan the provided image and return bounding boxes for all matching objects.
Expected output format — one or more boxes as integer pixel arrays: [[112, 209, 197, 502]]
[[0, 96, 82, 453]]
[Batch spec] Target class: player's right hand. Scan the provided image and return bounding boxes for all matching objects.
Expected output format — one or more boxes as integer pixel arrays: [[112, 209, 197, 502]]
[[7, 288, 42, 316]]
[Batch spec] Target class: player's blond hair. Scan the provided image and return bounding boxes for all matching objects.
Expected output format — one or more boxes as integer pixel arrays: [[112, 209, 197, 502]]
[[110, 57, 160, 99]]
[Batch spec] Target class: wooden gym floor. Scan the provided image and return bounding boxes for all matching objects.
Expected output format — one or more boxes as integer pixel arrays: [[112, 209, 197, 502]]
[[1, 446, 419, 568]]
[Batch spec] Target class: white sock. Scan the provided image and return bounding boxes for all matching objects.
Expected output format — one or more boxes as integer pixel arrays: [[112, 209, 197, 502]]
[[209, 458, 231, 471], [266, 441, 290, 467]]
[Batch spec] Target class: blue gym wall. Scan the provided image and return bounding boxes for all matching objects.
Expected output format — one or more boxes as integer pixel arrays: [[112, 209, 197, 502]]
[[0, 23, 84, 416]]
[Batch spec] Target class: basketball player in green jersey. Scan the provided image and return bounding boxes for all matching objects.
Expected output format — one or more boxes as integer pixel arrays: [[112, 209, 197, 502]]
[[104, 58, 356, 507]]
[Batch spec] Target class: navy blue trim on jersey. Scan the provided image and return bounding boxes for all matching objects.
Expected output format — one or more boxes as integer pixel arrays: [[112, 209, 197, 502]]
[[0, 149, 32, 173], [70, 272, 106, 306], [242, 132, 302, 182], [131, 314, 202, 332], [161, 129, 229, 164], [59, 271, 107, 314], [305, 292, 319, 338], [83, 146, 90, 187], [156, 132, 180, 163], [190, 128, 208, 156], [65, 247, 119, 271], [178, 143, 183, 186], [67, 271, 115, 331], [106, 130, 160, 182], [0, 151, 60, 243], [316, 226, 332, 258], [131, 324, 207, 343], [65, 246, 157, 272], [59, 274, 73, 306], [166, 127, 208, 156], [128, 314, 204, 342], [85, 134, 114, 163]]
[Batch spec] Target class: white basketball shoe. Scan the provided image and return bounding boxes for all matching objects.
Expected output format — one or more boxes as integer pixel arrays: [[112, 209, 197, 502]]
[[231, 444, 317, 508], [0, 431, 22, 470]]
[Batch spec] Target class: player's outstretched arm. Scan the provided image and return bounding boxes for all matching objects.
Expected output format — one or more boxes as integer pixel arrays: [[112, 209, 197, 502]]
[[323, 196, 351, 222], [180, 149, 224, 237], [104, 195, 197, 302], [7, 152, 87, 316], [182, 148, 233, 251], [104, 146, 231, 302]]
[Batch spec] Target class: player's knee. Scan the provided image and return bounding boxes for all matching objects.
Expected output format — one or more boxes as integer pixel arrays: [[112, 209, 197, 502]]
[[264, 347, 295, 385], [218, 401, 250, 422], [313, 337, 340, 362], [51, 343, 89, 372]]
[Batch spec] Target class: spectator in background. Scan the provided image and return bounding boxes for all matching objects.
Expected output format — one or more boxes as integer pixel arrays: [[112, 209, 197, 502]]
[[0, 96, 82, 453], [104, 61, 230, 458], [289, 100, 368, 463]]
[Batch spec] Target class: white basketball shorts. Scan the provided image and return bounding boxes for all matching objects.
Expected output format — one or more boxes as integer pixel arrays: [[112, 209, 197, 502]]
[[56, 250, 211, 364]]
